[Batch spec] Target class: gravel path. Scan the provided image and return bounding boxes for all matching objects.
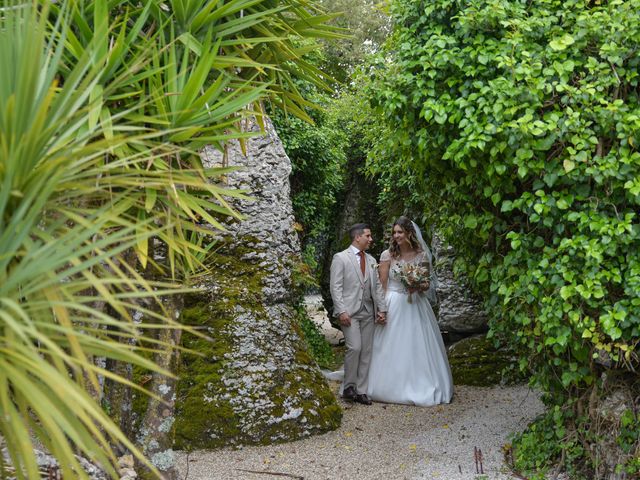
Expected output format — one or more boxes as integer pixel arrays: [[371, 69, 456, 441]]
[[176, 383, 544, 480]]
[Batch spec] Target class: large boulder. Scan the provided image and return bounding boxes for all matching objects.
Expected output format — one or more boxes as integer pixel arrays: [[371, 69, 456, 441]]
[[173, 119, 341, 449], [432, 234, 488, 334], [448, 335, 525, 386]]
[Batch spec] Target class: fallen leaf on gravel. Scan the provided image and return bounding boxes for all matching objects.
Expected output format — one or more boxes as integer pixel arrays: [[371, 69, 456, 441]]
[[408, 444, 417, 451], [344, 431, 353, 437]]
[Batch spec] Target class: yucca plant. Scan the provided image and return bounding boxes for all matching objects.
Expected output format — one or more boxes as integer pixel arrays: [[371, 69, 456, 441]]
[[55, 0, 346, 272], [0, 3, 178, 478], [1, 0, 340, 478], [0, 1, 249, 478]]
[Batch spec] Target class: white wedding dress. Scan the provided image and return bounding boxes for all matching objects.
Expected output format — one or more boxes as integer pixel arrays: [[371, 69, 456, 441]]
[[367, 250, 453, 406]]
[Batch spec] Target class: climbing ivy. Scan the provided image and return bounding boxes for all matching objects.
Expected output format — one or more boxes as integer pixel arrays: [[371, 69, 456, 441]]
[[368, 0, 640, 476]]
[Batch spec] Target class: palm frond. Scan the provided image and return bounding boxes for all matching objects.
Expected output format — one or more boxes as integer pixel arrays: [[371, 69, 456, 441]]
[[1, 0, 338, 476]]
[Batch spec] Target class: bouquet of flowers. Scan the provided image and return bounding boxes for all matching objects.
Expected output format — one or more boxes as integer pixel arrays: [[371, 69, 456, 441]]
[[397, 262, 430, 303]]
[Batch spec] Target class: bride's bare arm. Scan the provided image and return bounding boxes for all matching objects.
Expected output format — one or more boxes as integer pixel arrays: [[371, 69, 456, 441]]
[[378, 259, 390, 291]]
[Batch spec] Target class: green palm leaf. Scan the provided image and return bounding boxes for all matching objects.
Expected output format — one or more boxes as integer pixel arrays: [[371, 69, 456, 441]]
[[2, 0, 339, 477]]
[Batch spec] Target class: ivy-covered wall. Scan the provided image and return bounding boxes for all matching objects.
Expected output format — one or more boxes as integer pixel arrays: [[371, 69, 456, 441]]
[[366, 0, 640, 477]]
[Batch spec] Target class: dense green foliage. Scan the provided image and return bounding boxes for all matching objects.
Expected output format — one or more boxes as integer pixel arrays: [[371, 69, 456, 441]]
[[295, 304, 335, 368], [274, 80, 385, 268], [272, 0, 391, 277], [367, 0, 640, 477], [272, 98, 347, 272]]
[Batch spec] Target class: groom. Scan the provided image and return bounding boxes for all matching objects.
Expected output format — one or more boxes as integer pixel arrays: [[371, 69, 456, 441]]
[[330, 223, 387, 405]]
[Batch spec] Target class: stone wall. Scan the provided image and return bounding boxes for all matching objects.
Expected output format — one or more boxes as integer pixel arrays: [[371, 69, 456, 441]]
[[432, 234, 488, 335], [173, 119, 341, 449]]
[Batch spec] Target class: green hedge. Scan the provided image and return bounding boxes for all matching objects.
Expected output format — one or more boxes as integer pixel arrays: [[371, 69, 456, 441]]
[[367, 0, 640, 477]]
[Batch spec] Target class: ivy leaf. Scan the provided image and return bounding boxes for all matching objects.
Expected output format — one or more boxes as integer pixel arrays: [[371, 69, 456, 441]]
[[549, 34, 575, 51], [563, 159, 576, 172], [501, 200, 514, 212], [464, 216, 478, 228], [560, 286, 574, 300]]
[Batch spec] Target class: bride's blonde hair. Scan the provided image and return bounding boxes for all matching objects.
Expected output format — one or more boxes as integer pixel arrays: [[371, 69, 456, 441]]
[[389, 216, 423, 258]]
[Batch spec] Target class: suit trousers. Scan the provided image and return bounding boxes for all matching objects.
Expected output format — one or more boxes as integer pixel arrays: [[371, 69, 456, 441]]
[[342, 301, 375, 394]]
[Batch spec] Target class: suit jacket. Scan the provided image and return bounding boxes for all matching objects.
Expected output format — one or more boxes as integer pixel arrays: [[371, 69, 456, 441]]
[[330, 248, 387, 317]]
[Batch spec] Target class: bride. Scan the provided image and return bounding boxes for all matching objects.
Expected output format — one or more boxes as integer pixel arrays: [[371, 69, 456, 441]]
[[367, 216, 453, 406]]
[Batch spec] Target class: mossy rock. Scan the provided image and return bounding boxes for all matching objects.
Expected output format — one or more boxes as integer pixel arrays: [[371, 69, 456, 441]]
[[173, 242, 341, 450], [448, 335, 526, 386]]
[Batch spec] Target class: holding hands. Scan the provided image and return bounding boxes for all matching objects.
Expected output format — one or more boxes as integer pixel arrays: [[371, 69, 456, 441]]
[[341, 311, 386, 326], [338, 312, 352, 327]]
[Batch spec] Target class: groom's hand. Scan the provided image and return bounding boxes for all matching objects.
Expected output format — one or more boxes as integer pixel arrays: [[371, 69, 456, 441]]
[[338, 312, 351, 327], [376, 311, 387, 325]]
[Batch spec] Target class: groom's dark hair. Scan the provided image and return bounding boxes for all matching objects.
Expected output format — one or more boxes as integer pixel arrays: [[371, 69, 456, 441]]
[[349, 223, 369, 241]]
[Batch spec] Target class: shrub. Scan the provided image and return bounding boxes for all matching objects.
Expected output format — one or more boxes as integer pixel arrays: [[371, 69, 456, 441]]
[[368, 0, 640, 476]]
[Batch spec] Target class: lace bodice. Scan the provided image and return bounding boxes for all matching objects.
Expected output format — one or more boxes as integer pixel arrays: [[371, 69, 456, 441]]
[[380, 249, 426, 294]]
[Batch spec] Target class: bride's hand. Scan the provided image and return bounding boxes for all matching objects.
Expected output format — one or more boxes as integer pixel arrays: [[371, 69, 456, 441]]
[[408, 282, 429, 294]]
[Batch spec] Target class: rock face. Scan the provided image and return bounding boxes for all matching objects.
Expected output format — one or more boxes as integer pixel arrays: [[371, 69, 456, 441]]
[[432, 234, 488, 334], [594, 382, 639, 479], [319, 160, 385, 327], [173, 119, 341, 449], [447, 335, 525, 386], [0, 448, 107, 480]]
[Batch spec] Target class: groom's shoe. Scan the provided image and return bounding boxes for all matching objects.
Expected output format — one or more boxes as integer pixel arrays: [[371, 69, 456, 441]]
[[342, 385, 357, 402], [355, 394, 372, 405]]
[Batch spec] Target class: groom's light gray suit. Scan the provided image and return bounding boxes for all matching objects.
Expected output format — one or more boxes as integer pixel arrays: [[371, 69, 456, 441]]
[[330, 246, 387, 394]]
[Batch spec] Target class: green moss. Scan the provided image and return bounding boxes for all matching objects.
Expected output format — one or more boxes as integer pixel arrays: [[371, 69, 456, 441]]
[[254, 367, 342, 444], [129, 345, 157, 434], [173, 300, 240, 450], [174, 298, 341, 449], [173, 240, 341, 450], [449, 335, 527, 386]]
